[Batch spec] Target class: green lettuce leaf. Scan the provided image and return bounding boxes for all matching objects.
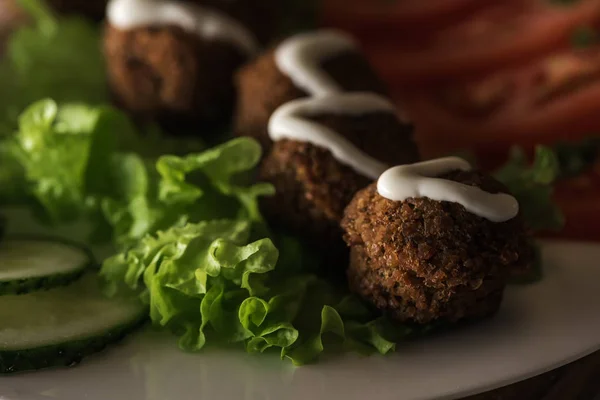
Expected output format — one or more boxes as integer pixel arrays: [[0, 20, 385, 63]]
[[157, 138, 275, 222], [101, 221, 413, 365], [494, 146, 564, 231], [101, 137, 271, 246], [9, 99, 119, 223], [3, 99, 268, 246], [0, 0, 107, 133], [101, 220, 283, 353]]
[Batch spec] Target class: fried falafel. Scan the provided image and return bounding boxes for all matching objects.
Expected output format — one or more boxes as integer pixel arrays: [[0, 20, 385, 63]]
[[234, 30, 388, 151], [260, 93, 418, 269], [103, 0, 276, 133], [342, 164, 533, 323]]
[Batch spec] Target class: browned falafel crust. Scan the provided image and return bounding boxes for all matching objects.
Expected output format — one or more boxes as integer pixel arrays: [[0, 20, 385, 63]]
[[341, 171, 533, 324], [234, 49, 389, 151], [259, 112, 418, 267], [103, 0, 277, 132], [104, 24, 248, 132]]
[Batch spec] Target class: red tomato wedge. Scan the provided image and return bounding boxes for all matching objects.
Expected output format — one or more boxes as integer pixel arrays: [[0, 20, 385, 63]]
[[365, 0, 600, 86], [321, 0, 486, 31], [400, 45, 600, 168]]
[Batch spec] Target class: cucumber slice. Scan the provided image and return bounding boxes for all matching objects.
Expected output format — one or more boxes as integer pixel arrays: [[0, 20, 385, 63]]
[[0, 237, 94, 295], [0, 273, 146, 373]]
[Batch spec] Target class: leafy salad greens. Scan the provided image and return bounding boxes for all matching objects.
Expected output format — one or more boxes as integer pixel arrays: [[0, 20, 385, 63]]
[[0, 0, 107, 135], [0, 0, 567, 365], [3, 99, 401, 364]]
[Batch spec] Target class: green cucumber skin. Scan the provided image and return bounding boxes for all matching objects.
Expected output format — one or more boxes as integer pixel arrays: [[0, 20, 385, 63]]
[[0, 234, 97, 295], [4, 234, 97, 266], [0, 268, 89, 295], [0, 315, 147, 374]]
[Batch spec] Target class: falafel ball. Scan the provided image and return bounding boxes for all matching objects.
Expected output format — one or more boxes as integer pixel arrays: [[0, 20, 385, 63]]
[[103, 0, 277, 133], [234, 31, 388, 151], [260, 108, 419, 269], [341, 170, 533, 324]]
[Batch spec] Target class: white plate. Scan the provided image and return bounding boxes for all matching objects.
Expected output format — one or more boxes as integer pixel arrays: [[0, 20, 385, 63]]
[[2, 208, 600, 400]]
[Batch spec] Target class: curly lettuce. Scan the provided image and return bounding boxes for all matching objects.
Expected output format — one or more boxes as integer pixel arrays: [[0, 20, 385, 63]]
[[101, 221, 402, 365], [8, 100, 119, 223], [3, 100, 270, 246], [0, 0, 107, 133]]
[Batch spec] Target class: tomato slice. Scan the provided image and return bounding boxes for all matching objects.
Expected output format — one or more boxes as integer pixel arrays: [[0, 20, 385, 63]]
[[321, 0, 486, 31], [365, 0, 600, 85], [399, 44, 600, 168]]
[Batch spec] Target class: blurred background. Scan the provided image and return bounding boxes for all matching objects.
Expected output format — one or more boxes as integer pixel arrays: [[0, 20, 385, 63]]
[[2, 0, 600, 240], [321, 0, 600, 241]]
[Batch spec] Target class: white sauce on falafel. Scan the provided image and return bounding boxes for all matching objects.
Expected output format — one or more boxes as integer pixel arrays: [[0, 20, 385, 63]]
[[376, 158, 519, 222], [274, 30, 358, 96], [268, 92, 400, 180], [271, 30, 514, 223], [107, 0, 259, 56]]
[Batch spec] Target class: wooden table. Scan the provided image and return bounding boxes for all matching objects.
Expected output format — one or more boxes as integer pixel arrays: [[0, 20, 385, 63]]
[[465, 351, 600, 400]]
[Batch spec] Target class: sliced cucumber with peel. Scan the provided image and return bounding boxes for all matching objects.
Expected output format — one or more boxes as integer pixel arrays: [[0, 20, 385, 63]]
[[0, 237, 94, 295], [0, 273, 146, 373]]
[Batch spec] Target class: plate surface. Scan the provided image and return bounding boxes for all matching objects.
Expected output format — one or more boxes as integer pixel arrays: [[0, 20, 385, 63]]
[[1, 208, 600, 400]]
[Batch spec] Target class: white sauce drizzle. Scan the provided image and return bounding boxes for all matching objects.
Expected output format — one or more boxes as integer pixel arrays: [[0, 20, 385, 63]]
[[376, 157, 519, 222], [274, 30, 358, 96], [271, 31, 516, 223], [268, 92, 399, 180], [107, 0, 259, 56]]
